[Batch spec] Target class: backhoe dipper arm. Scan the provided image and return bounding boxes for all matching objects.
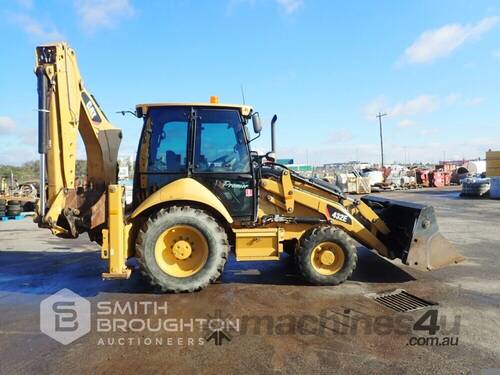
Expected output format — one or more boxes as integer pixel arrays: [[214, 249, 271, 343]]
[[35, 43, 122, 237]]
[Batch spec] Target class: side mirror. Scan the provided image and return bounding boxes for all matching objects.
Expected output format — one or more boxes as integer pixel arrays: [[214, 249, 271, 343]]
[[252, 112, 262, 134]]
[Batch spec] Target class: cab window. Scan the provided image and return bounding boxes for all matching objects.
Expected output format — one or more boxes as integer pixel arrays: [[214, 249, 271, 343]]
[[194, 109, 250, 173], [147, 107, 188, 173]]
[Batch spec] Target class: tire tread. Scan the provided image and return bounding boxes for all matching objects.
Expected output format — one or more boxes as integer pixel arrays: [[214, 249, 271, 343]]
[[135, 205, 228, 293]]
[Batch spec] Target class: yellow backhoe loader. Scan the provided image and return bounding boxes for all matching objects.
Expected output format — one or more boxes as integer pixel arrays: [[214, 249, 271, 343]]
[[34, 43, 463, 292]]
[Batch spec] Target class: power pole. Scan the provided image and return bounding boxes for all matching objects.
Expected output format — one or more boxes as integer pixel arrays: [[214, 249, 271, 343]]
[[376, 112, 388, 168]]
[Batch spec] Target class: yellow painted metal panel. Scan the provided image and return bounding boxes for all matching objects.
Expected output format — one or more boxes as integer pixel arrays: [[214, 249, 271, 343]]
[[260, 177, 389, 256], [281, 170, 295, 213], [486, 151, 500, 178], [136, 102, 253, 117], [234, 228, 281, 261], [486, 167, 500, 177], [486, 160, 500, 168], [486, 150, 500, 177], [129, 178, 233, 224], [486, 151, 500, 159], [101, 229, 109, 259], [102, 185, 131, 279]]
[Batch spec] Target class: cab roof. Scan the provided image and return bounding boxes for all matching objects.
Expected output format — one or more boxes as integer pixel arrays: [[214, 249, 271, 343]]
[[136, 102, 253, 117]]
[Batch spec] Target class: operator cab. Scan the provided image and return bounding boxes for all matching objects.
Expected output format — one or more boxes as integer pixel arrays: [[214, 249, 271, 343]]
[[134, 99, 261, 223]]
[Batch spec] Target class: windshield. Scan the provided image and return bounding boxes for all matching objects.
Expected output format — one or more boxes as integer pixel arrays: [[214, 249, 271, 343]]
[[143, 107, 250, 174], [194, 109, 250, 173]]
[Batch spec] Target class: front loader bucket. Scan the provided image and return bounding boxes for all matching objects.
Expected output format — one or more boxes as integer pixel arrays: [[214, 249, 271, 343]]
[[361, 195, 465, 271]]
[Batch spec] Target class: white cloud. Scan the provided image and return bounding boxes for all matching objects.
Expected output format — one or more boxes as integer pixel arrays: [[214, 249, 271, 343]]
[[12, 13, 62, 41], [364, 92, 487, 123], [19, 126, 37, 144], [493, 49, 500, 58], [0, 145, 37, 165], [419, 128, 439, 137], [226, 0, 302, 15], [279, 134, 500, 165], [362, 96, 387, 119], [327, 128, 352, 143], [391, 95, 440, 117], [276, 0, 303, 14], [396, 119, 416, 129], [444, 93, 485, 107], [402, 16, 499, 64], [15, 0, 33, 9], [0, 116, 17, 133], [445, 93, 461, 105], [265, 118, 500, 165], [464, 97, 485, 106], [75, 0, 134, 32], [362, 94, 440, 119]]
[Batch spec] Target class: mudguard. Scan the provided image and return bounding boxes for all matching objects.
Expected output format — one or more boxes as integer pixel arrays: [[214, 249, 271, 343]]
[[129, 178, 233, 224]]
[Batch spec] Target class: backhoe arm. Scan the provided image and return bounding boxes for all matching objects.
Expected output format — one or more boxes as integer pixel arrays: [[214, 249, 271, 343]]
[[35, 42, 122, 237]]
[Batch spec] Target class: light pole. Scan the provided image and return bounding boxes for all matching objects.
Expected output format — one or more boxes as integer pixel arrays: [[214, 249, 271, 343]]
[[376, 112, 387, 168]]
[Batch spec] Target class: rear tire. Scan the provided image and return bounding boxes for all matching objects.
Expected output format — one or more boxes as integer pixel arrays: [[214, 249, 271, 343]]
[[296, 226, 357, 285], [136, 206, 229, 292]]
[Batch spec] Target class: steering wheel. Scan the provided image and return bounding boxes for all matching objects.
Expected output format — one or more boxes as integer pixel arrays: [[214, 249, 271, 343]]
[[212, 153, 238, 169]]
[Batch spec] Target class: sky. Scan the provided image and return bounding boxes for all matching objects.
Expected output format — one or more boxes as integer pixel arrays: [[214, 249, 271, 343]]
[[0, 0, 499, 166]]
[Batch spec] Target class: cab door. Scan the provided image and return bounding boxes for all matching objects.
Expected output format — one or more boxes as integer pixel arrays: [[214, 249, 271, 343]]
[[192, 108, 256, 222], [133, 107, 189, 206]]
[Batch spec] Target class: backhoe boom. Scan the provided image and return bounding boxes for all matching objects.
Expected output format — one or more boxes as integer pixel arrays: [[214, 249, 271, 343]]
[[35, 43, 121, 237]]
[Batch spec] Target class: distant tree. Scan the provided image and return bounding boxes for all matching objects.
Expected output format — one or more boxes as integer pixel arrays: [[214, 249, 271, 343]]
[[0, 160, 40, 183], [0, 159, 88, 183]]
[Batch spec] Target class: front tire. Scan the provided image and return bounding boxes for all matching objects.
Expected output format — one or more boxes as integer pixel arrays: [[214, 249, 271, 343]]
[[136, 206, 229, 292], [296, 226, 357, 285]]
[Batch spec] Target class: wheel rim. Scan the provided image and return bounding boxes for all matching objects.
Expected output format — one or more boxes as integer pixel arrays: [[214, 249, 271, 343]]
[[310, 242, 345, 275], [154, 225, 209, 278]]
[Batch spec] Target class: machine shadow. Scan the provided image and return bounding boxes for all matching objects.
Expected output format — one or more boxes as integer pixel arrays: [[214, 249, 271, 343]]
[[0, 247, 414, 297], [350, 248, 415, 283], [221, 247, 415, 285], [397, 188, 461, 197], [0, 250, 155, 297]]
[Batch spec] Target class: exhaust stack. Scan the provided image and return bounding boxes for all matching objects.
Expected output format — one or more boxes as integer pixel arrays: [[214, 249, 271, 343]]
[[269, 114, 278, 160]]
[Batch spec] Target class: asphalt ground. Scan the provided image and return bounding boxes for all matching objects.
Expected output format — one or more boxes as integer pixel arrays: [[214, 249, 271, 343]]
[[0, 186, 499, 374]]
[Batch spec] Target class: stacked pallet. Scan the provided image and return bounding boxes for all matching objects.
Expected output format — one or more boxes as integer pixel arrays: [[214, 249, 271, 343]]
[[486, 150, 500, 177], [0, 199, 23, 221], [486, 151, 500, 199]]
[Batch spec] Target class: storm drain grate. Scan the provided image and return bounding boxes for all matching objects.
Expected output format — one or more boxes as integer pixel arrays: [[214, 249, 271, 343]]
[[366, 289, 438, 313]]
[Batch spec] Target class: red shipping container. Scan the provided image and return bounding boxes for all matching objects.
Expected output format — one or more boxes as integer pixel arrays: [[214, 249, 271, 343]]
[[431, 171, 451, 187], [431, 171, 445, 187], [417, 170, 430, 187], [443, 172, 451, 186]]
